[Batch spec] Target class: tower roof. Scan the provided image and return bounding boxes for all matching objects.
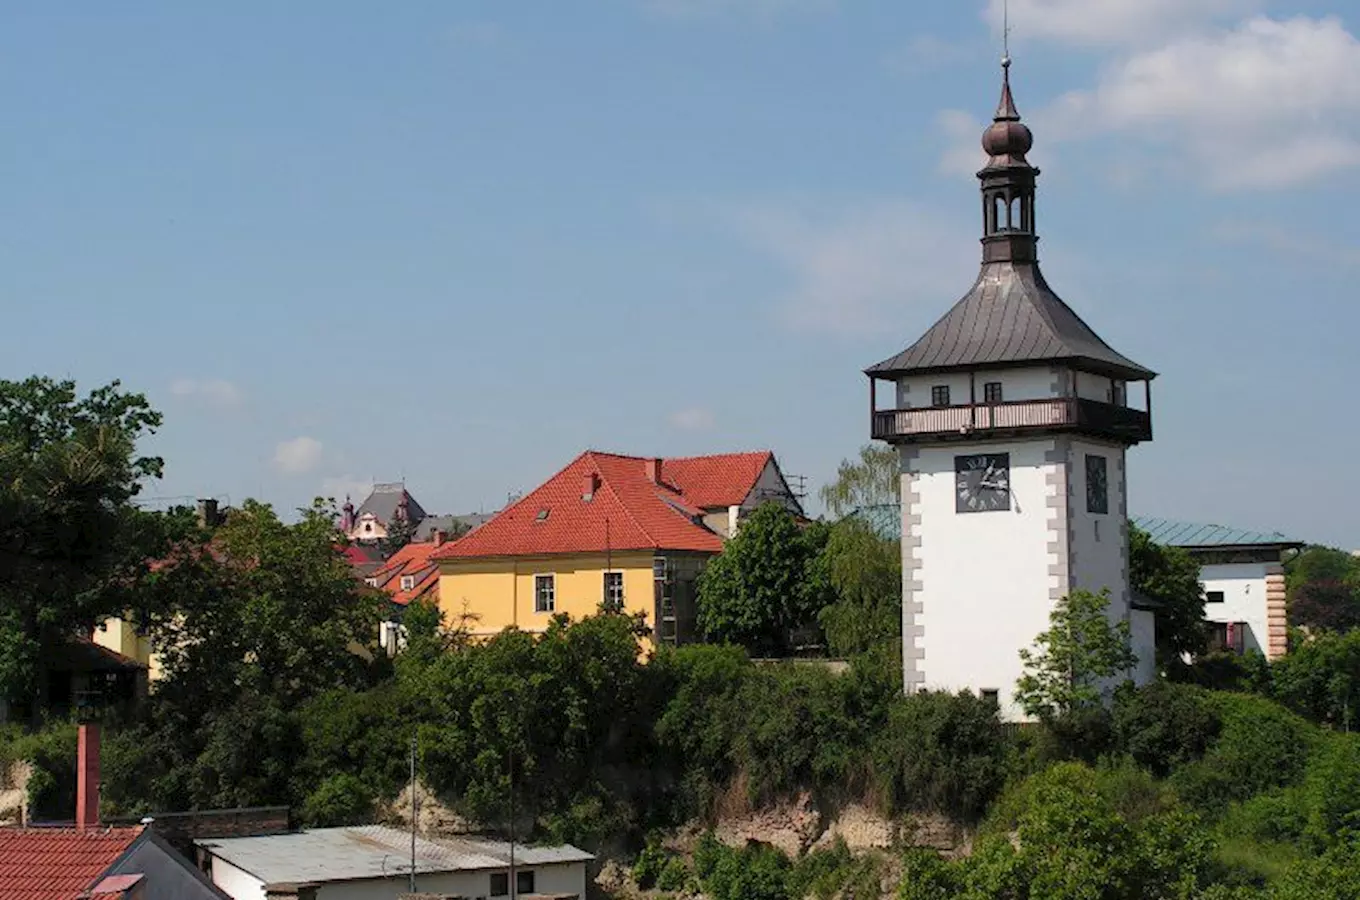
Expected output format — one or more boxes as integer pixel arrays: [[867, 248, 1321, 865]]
[[866, 261, 1155, 380], [867, 58, 1154, 382]]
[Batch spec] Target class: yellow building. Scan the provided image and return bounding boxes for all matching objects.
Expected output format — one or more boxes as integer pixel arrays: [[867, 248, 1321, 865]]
[[92, 616, 162, 681], [434, 450, 803, 645]]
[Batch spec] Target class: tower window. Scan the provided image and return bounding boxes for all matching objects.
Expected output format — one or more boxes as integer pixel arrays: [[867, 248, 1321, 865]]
[[983, 382, 1003, 404], [931, 385, 951, 407]]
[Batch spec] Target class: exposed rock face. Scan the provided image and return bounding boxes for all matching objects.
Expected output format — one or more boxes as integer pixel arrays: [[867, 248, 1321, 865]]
[[384, 780, 477, 835], [902, 812, 972, 859], [0, 761, 31, 826], [713, 791, 822, 858], [810, 803, 897, 852]]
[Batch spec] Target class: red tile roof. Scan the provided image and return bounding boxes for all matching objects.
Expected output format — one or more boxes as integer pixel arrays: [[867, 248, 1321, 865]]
[[433, 451, 777, 560], [367, 541, 443, 606], [0, 827, 143, 900]]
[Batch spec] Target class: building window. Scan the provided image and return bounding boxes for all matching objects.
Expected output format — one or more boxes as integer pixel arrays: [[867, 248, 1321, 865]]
[[364, 577, 378, 588], [400, 575, 415, 591], [1206, 590, 1225, 604], [517, 870, 536, 895], [1112, 380, 1128, 407], [983, 382, 1003, 404], [603, 572, 625, 611], [1085, 454, 1109, 515], [1208, 622, 1247, 655], [980, 689, 999, 707], [491, 873, 508, 896], [535, 575, 555, 613], [363, 522, 373, 533], [653, 557, 669, 581], [931, 385, 951, 407]]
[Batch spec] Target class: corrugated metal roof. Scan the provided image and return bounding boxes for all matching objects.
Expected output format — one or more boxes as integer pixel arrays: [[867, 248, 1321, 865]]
[[847, 508, 1302, 551], [198, 826, 592, 886], [866, 261, 1155, 380], [1130, 517, 1304, 550]]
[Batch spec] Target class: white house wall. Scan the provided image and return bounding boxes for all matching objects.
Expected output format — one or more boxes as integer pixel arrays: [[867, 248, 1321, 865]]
[[209, 857, 266, 900], [895, 366, 1060, 408], [209, 858, 588, 900], [1066, 439, 1132, 615], [903, 438, 1060, 722], [1201, 562, 1272, 656]]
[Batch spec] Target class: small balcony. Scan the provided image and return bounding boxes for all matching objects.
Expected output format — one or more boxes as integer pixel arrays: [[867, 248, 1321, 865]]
[[871, 397, 1152, 445]]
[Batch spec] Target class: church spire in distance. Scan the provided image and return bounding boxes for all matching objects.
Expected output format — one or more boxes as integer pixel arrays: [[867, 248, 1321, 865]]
[[978, 54, 1039, 264]]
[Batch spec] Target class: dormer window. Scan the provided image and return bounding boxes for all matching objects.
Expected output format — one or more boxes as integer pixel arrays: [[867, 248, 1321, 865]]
[[400, 575, 415, 591]]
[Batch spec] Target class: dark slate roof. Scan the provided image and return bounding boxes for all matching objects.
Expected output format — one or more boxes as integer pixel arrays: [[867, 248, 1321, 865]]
[[1131, 517, 1305, 550], [355, 483, 427, 527], [866, 261, 1155, 380]]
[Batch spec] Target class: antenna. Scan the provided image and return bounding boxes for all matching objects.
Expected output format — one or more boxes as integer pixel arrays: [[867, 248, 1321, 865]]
[[1002, 0, 1012, 65]]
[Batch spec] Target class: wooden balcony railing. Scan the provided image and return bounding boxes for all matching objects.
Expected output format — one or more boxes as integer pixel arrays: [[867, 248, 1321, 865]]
[[872, 397, 1152, 444]]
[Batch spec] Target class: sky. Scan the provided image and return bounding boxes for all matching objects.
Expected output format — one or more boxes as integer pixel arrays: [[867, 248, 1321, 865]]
[[2, 1, 1358, 548]]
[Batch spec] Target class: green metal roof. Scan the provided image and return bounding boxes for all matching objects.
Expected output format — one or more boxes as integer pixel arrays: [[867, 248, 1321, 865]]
[[847, 507, 1304, 550], [1129, 517, 1304, 550]]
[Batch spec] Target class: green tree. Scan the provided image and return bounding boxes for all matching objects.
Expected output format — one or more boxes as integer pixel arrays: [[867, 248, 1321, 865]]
[[379, 511, 417, 557], [1271, 629, 1360, 728], [815, 517, 901, 658], [697, 503, 826, 654], [819, 444, 899, 518], [1016, 589, 1138, 720], [1129, 525, 1207, 664], [0, 376, 167, 707], [1286, 547, 1360, 633]]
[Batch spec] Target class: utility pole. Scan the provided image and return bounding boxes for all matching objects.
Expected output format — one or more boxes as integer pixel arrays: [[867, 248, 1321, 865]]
[[508, 743, 516, 900], [409, 734, 418, 893]]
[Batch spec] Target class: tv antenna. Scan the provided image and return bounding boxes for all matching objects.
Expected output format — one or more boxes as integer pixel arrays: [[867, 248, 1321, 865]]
[[1002, 0, 1012, 65]]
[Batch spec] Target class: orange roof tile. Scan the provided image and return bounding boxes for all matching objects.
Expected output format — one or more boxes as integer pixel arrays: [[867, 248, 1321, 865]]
[[0, 827, 143, 900], [368, 541, 444, 606], [433, 450, 777, 560]]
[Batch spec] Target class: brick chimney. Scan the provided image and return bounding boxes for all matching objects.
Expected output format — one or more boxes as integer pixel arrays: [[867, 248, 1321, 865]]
[[582, 472, 600, 500], [77, 722, 100, 831], [431, 529, 447, 548], [645, 458, 663, 484]]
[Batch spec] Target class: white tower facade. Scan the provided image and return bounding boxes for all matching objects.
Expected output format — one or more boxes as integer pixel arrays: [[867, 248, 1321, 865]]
[[865, 62, 1158, 721]]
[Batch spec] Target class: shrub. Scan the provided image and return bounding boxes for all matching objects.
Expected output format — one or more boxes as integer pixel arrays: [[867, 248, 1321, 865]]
[[1302, 733, 1360, 851], [656, 856, 691, 892], [632, 841, 668, 890], [300, 773, 374, 827], [1171, 693, 1316, 814], [871, 690, 1010, 822], [895, 847, 956, 900], [1113, 682, 1221, 776], [1218, 790, 1308, 846]]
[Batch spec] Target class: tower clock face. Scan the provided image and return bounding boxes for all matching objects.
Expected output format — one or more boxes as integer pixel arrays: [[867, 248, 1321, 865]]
[[955, 453, 1011, 513], [1086, 454, 1109, 514]]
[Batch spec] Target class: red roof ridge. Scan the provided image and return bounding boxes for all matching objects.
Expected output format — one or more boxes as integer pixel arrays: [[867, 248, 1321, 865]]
[[592, 454, 663, 549], [662, 449, 773, 462]]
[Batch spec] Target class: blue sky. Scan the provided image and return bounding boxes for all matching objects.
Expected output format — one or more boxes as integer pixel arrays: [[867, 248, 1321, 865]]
[[2, 1, 1358, 548]]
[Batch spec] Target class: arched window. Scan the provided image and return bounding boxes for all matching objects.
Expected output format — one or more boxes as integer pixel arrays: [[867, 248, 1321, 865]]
[[992, 194, 1007, 233]]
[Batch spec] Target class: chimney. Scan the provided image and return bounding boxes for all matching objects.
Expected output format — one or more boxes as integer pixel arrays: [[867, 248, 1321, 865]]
[[645, 458, 663, 484], [431, 529, 447, 548], [77, 722, 100, 831], [196, 498, 219, 529], [582, 472, 600, 501]]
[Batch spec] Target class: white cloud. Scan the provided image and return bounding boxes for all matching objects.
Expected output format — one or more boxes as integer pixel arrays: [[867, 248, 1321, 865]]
[[727, 200, 977, 336], [936, 109, 987, 177], [1213, 222, 1360, 269], [1045, 16, 1360, 189], [321, 474, 374, 503], [644, 0, 835, 21], [669, 408, 716, 431], [983, 0, 1261, 48], [273, 437, 323, 475], [169, 378, 244, 409]]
